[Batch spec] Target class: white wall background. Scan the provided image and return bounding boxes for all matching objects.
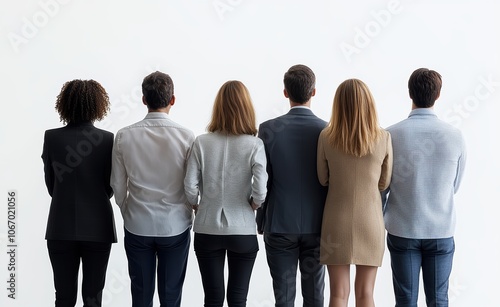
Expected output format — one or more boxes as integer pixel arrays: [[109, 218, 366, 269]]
[[0, 0, 498, 306]]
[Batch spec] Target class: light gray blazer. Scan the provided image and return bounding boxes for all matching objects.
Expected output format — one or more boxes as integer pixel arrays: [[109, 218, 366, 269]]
[[184, 132, 267, 235]]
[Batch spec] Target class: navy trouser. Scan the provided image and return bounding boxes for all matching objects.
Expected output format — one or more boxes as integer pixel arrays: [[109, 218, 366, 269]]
[[47, 240, 112, 307], [194, 233, 258, 307], [124, 228, 190, 307], [264, 233, 325, 307], [387, 233, 455, 307]]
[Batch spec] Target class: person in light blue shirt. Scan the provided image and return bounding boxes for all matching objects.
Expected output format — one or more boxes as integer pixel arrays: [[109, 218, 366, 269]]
[[382, 68, 466, 307]]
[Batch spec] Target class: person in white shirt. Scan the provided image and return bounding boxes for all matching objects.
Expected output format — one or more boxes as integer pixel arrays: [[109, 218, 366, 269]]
[[184, 80, 267, 307], [111, 71, 195, 307]]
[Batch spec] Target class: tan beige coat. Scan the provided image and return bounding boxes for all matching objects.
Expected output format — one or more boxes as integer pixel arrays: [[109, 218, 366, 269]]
[[317, 130, 392, 267]]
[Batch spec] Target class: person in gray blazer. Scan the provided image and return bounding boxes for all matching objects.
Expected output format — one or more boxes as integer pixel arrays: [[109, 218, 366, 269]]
[[185, 80, 267, 307], [257, 64, 327, 307]]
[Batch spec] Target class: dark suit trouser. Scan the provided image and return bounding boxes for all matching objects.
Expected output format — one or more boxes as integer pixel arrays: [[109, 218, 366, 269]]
[[47, 240, 112, 307], [124, 228, 190, 307], [264, 233, 325, 307]]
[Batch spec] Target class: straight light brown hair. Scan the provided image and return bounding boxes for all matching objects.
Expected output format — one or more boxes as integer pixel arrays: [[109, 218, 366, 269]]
[[207, 80, 257, 135], [323, 79, 382, 157]]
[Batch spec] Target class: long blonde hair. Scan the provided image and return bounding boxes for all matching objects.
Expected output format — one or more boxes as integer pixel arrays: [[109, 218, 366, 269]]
[[323, 79, 382, 157], [207, 80, 257, 135]]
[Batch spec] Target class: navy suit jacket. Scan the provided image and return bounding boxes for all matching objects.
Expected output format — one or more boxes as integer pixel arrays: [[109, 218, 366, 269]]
[[42, 122, 117, 243], [257, 107, 327, 234]]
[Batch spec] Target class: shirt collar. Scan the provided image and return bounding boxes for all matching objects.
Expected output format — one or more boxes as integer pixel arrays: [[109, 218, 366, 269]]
[[408, 108, 437, 118], [144, 112, 170, 120]]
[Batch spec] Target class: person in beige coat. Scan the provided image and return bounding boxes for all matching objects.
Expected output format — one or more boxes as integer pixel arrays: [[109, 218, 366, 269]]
[[317, 79, 393, 307]]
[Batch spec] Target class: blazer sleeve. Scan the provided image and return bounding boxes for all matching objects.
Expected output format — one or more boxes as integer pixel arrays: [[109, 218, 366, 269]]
[[316, 131, 329, 187], [184, 139, 201, 206], [378, 131, 393, 191], [41, 131, 54, 197], [104, 133, 114, 199], [256, 124, 271, 233], [251, 139, 268, 206]]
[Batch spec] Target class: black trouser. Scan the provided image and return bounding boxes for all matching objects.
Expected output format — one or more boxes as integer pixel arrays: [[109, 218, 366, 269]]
[[47, 240, 112, 307], [194, 233, 259, 307], [264, 233, 325, 307]]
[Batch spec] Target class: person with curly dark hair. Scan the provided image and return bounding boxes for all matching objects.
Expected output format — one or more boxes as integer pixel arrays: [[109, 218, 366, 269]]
[[42, 79, 117, 307]]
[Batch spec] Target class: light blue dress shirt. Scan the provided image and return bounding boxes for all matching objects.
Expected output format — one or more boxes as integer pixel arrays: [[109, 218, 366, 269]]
[[382, 108, 466, 239]]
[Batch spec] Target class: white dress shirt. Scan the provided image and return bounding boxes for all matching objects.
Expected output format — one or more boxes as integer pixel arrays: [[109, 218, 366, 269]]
[[184, 132, 267, 235], [111, 112, 195, 237]]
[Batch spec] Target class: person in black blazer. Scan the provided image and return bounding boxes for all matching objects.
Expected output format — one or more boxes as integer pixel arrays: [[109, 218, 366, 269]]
[[257, 65, 327, 307], [42, 79, 117, 307]]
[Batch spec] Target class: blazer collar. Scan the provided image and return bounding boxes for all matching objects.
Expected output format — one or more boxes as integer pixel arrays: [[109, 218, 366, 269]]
[[66, 121, 93, 127], [287, 107, 314, 116]]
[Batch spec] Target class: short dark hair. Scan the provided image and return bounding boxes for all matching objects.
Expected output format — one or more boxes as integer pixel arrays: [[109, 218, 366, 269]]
[[55, 79, 110, 124], [142, 71, 174, 110], [283, 64, 316, 104], [408, 68, 442, 108]]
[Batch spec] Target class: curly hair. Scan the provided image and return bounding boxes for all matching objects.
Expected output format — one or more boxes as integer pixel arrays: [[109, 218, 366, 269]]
[[55, 79, 110, 124]]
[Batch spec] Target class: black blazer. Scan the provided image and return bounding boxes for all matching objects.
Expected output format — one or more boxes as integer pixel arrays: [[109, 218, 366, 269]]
[[42, 122, 117, 243], [257, 108, 328, 234]]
